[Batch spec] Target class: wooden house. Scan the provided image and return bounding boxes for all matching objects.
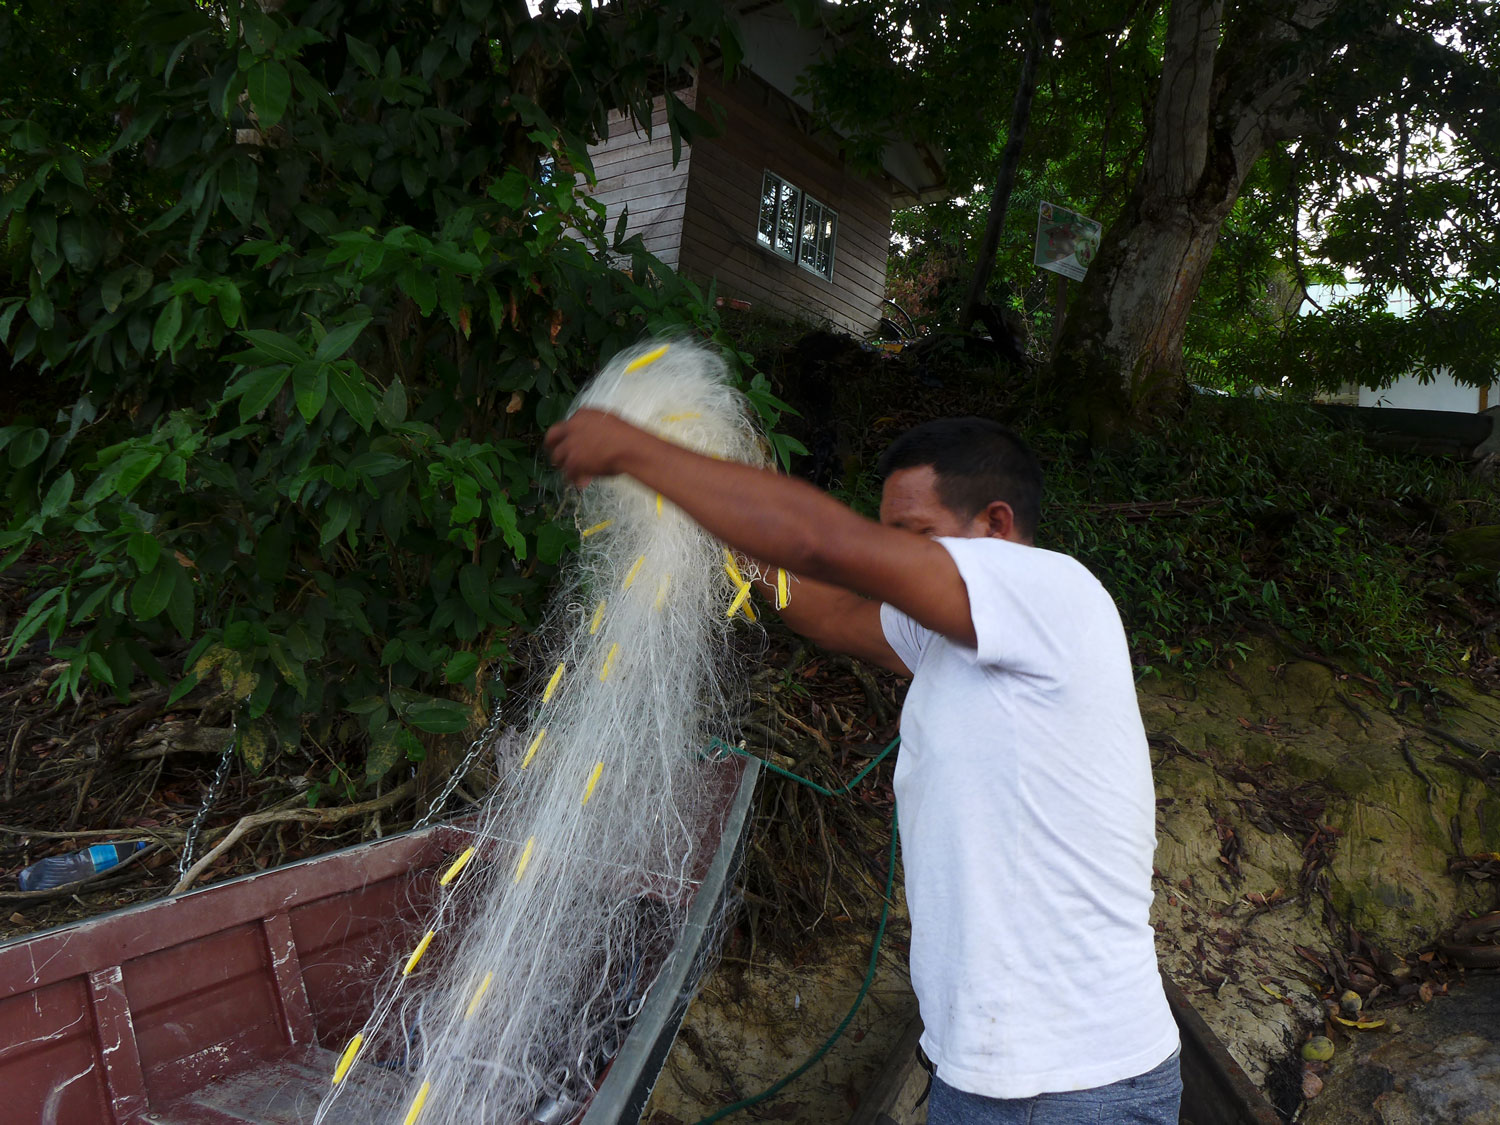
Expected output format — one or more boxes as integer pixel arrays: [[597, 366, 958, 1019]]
[[583, 5, 944, 337]]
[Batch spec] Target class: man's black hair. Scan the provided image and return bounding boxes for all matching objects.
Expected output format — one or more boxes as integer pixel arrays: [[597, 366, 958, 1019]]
[[876, 417, 1043, 539]]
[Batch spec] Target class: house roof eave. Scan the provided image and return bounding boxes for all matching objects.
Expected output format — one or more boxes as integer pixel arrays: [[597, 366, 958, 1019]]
[[732, 2, 948, 205]]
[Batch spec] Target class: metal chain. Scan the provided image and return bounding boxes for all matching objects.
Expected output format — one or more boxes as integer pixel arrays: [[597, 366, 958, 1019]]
[[414, 684, 506, 830], [177, 719, 238, 883]]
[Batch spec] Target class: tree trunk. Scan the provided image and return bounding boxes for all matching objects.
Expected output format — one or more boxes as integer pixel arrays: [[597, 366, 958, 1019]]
[[1055, 166, 1246, 434], [958, 1, 1051, 332], [1051, 0, 1342, 437]]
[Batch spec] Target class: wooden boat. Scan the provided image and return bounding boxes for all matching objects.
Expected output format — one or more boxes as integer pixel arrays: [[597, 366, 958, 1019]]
[[0, 757, 759, 1125], [851, 975, 1283, 1125]]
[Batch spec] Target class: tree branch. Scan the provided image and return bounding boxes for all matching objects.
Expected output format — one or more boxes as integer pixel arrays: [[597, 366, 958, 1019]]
[[169, 777, 419, 894]]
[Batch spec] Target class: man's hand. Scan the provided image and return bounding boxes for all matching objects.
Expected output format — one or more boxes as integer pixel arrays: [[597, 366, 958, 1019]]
[[544, 408, 649, 489]]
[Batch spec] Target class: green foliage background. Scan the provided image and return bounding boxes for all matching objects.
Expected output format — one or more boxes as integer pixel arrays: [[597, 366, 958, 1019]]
[[0, 0, 800, 787], [814, 1, 1500, 396]]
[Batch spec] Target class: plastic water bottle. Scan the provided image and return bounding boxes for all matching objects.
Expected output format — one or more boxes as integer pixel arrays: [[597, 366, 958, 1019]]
[[16, 841, 148, 891]]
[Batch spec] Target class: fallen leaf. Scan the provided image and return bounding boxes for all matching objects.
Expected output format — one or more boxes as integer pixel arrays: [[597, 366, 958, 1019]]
[[1260, 981, 1286, 1000], [1331, 1015, 1385, 1029]]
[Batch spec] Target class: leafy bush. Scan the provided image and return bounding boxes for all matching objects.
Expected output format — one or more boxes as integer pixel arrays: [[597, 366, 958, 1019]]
[[0, 0, 786, 785], [1037, 398, 1495, 685]]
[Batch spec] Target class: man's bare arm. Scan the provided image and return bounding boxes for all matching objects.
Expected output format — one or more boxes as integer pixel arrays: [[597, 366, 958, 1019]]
[[545, 409, 975, 651], [747, 566, 910, 676]]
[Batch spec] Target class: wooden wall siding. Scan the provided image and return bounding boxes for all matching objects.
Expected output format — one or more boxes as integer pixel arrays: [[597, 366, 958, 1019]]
[[678, 70, 893, 335], [584, 98, 693, 268]]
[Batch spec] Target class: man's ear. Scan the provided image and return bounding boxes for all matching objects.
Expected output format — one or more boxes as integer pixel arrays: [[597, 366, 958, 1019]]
[[981, 500, 1017, 540]]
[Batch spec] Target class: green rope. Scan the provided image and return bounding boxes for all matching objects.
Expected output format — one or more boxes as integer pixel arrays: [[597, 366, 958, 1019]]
[[690, 738, 902, 1125], [704, 735, 901, 797]]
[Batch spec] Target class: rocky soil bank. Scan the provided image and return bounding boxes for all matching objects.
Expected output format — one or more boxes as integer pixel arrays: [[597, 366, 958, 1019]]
[[648, 643, 1500, 1123]]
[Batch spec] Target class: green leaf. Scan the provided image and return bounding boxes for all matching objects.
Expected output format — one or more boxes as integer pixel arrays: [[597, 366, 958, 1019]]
[[240, 328, 306, 364], [167, 672, 200, 707], [402, 697, 472, 734], [329, 364, 375, 431], [152, 295, 184, 354], [102, 266, 153, 313], [536, 520, 572, 566], [127, 532, 162, 573], [364, 722, 403, 787], [400, 268, 437, 316], [212, 280, 243, 328], [9, 428, 49, 468], [315, 318, 369, 362], [379, 379, 409, 424], [7, 587, 62, 656], [116, 448, 165, 496], [0, 299, 24, 346], [459, 563, 488, 616], [346, 34, 382, 77], [226, 365, 290, 421], [248, 61, 293, 129], [40, 471, 75, 518], [130, 558, 178, 622], [221, 154, 258, 224], [69, 581, 114, 626], [166, 563, 195, 636], [26, 292, 54, 332], [444, 651, 480, 684], [319, 493, 354, 546], [450, 474, 482, 523], [348, 451, 405, 478], [59, 219, 101, 270], [293, 362, 328, 422]]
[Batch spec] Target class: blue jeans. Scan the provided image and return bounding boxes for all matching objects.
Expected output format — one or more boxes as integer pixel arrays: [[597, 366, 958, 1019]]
[[927, 1048, 1182, 1125]]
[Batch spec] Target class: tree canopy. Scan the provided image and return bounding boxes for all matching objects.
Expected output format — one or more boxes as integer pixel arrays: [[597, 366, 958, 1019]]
[[809, 0, 1500, 422], [0, 0, 796, 786]]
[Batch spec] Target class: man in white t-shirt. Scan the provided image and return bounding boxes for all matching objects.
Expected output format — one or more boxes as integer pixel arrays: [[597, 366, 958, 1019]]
[[546, 411, 1181, 1123]]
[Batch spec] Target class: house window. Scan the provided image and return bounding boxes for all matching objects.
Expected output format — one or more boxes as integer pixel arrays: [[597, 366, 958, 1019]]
[[756, 171, 837, 281]]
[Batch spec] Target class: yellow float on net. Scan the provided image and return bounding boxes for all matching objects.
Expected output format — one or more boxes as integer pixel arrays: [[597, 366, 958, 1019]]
[[742, 599, 758, 623], [521, 727, 546, 769], [513, 836, 536, 882], [543, 662, 565, 703], [726, 581, 752, 619], [581, 761, 605, 806], [438, 847, 475, 886], [600, 642, 621, 681], [401, 1080, 431, 1125], [402, 930, 436, 976], [332, 1034, 362, 1084], [655, 493, 664, 517], [776, 568, 790, 609], [464, 972, 494, 1020], [662, 411, 701, 423], [624, 344, 670, 373], [623, 554, 646, 589], [723, 549, 744, 587], [653, 573, 671, 612], [589, 599, 607, 635], [579, 519, 613, 539]]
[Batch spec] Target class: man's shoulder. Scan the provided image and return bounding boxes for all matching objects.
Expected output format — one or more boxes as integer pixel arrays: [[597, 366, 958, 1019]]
[[941, 536, 1103, 592]]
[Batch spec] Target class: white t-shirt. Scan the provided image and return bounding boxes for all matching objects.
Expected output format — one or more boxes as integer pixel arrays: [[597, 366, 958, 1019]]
[[880, 536, 1178, 1099]]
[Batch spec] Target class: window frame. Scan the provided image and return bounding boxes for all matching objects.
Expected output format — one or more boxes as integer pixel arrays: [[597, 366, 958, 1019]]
[[756, 169, 838, 283], [797, 192, 837, 282]]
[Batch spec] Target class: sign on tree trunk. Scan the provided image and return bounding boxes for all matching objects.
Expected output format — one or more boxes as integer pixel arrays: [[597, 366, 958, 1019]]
[[1034, 201, 1102, 281]]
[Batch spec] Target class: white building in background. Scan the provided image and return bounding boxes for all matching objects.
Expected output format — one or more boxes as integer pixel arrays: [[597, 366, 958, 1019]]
[[1305, 283, 1500, 413]]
